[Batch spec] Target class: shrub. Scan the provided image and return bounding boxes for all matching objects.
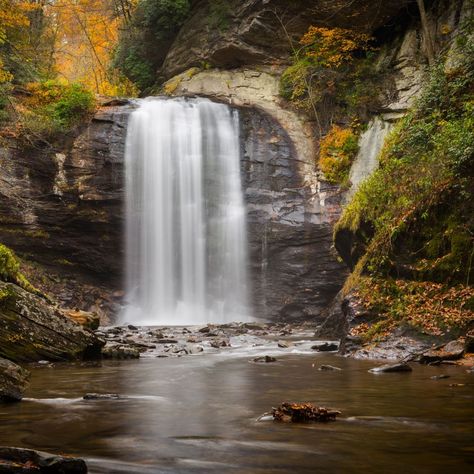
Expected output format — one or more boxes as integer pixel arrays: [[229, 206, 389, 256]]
[[22, 80, 95, 135], [336, 30, 474, 284], [319, 125, 359, 184]]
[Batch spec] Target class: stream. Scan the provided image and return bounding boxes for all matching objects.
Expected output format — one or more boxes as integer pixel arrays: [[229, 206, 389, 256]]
[[1, 337, 473, 474]]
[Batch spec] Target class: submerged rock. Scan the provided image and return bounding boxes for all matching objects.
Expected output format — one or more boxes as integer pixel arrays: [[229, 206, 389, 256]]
[[318, 365, 342, 371], [0, 446, 87, 473], [83, 393, 120, 400], [0, 358, 30, 402], [369, 362, 412, 373], [272, 402, 341, 423], [253, 356, 277, 363], [430, 374, 450, 380], [0, 282, 104, 363]]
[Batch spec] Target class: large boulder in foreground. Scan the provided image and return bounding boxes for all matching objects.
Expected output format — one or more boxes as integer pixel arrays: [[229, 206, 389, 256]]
[[0, 358, 29, 402], [0, 282, 104, 362], [0, 447, 87, 473]]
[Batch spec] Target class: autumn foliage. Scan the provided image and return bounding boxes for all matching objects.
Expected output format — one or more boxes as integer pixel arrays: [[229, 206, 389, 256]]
[[299, 27, 372, 68]]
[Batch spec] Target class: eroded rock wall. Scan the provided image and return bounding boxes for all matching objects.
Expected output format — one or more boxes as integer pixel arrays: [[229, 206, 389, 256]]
[[0, 103, 134, 320]]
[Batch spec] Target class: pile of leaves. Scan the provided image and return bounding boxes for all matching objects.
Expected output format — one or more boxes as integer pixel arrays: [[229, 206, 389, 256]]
[[352, 277, 474, 339], [272, 402, 341, 423]]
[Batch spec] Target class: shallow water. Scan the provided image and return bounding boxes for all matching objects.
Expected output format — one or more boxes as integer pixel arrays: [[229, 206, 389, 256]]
[[1, 351, 473, 473]]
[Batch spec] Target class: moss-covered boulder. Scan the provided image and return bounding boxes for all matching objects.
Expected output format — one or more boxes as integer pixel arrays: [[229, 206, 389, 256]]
[[0, 358, 30, 402], [0, 282, 104, 362]]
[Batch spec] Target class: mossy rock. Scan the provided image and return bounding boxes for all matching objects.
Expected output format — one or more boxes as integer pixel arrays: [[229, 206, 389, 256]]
[[0, 282, 104, 362]]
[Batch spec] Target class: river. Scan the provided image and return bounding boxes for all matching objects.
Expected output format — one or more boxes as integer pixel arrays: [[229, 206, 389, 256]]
[[1, 344, 472, 473]]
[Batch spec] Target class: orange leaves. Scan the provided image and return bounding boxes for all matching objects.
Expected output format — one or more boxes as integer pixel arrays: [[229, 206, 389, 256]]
[[46, 0, 132, 95], [299, 26, 372, 69], [357, 276, 474, 338]]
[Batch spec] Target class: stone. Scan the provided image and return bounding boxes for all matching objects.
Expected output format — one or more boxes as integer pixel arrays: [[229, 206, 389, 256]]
[[430, 375, 450, 380], [83, 393, 120, 400], [318, 365, 342, 371], [277, 341, 290, 348], [419, 340, 465, 364], [155, 338, 178, 344], [311, 342, 339, 352], [0, 282, 104, 363], [102, 343, 140, 360], [253, 355, 276, 363], [0, 447, 87, 473], [369, 362, 412, 373], [127, 324, 138, 331], [0, 358, 30, 402]]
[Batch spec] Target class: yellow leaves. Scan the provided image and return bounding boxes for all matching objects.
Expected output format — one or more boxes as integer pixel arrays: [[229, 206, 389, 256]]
[[319, 124, 359, 183], [299, 26, 372, 69]]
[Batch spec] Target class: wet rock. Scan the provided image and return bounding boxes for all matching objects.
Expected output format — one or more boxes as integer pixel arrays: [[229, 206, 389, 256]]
[[102, 343, 140, 360], [127, 324, 138, 331], [318, 365, 342, 371], [253, 356, 277, 363], [311, 342, 339, 352], [0, 358, 30, 402], [83, 393, 120, 400], [369, 362, 412, 373], [210, 339, 230, 348], [155, 338, 179, 344], [430, 374, 450, 380], [198, 326, 211, 333], [0, 447, 87, 473], [419, 340, 465, 364], [0, 282, 104, 363], [277, 341, 290, 348], [272, 402, 341, 423], [243, 322, 265, 330]]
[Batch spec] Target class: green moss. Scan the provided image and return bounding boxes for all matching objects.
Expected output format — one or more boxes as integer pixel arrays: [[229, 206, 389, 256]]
[[336, 37, 474, 283], [0, 243, 37, 294]]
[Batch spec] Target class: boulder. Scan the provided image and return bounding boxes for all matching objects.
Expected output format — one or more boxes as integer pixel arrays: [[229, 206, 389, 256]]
[[0, 282, 104, 363], [0, 447, 87, 473], [369, 362, 412, 373], [0, 358, 30, 402]]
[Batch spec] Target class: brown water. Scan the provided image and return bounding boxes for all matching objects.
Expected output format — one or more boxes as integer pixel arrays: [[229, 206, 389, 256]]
[[1, 353, 473, 473]]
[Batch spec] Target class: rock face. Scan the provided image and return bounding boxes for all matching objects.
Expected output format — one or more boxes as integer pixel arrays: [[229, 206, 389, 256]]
[[0, 282, 104, 362], [171, 69, 347, 320], [160, 0, 413, 80], [0, 358, 30, 402], [0, 102, 134, 321]]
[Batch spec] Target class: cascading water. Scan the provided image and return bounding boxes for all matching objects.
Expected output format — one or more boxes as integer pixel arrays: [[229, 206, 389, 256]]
[[123, 97, 251, 325]]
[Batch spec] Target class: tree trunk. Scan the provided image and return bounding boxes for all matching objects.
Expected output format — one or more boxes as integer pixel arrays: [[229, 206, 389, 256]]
[[416, 0, 435, 66]]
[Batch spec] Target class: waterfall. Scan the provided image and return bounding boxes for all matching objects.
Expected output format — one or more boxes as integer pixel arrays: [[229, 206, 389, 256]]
[[122, 97, 251, 325]]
